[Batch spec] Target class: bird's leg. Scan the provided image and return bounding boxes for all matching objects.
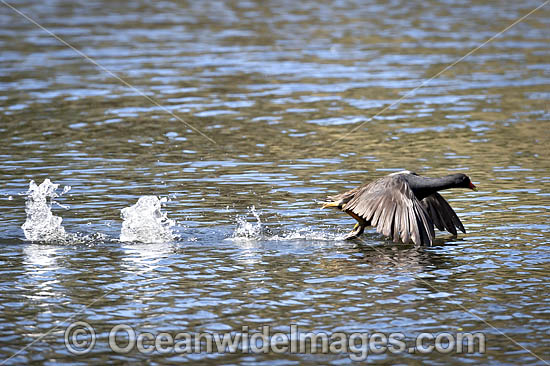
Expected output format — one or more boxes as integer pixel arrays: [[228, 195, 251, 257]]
[[344, 223, 365, 240], [342, 211, 367, 240]]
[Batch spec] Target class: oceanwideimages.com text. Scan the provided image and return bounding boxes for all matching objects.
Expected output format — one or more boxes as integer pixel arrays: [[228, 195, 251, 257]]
[[65, 322, 486, 361]]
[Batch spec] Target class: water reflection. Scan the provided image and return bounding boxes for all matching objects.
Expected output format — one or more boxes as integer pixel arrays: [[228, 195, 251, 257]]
[[22, 244, 62, 303], [121, 242, 176, 272]]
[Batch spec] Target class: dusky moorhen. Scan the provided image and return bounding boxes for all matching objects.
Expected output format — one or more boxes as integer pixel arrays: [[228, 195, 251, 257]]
[[322, 171, 477, 245]]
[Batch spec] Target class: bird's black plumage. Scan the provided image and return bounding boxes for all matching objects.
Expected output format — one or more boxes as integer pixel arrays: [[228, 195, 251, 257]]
[[322, 171, 476, 246]]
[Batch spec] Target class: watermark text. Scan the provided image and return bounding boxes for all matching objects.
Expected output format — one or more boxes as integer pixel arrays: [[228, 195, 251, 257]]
[[64, 322, 486, 360]]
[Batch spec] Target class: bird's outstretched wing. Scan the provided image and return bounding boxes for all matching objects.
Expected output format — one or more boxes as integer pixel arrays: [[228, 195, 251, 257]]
[[420, 193, 465, 235], [325, 186, 361, 208], [342, 175, 435, 245]]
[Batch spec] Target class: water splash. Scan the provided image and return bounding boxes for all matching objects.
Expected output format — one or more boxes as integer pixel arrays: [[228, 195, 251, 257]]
[[120, 196, 176, 243], [269, 227, 344, 241], [21, 179, 70, 242], [229, 206, 342, 241], [230, 206, 264, 240]]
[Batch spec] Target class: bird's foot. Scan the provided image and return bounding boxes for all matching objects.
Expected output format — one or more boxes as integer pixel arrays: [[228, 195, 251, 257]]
[[344, 223, 363, 240]]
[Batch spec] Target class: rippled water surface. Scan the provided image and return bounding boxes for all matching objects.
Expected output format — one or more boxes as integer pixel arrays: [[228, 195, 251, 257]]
[[1, 0, 550, 364]]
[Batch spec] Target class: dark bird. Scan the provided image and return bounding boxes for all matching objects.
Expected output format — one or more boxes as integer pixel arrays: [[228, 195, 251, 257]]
[[321, 171, 477, 246]]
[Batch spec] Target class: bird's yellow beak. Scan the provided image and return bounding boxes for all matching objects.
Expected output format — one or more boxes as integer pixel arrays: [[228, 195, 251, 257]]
[[469, 182, 478, 191]]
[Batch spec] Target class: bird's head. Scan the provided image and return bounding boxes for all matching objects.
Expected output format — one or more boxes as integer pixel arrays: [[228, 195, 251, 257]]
[[453, 173, 477, 191]]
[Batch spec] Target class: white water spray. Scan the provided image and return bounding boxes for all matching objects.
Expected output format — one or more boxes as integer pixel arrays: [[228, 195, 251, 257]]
[[230, 206, 265, 240], [21, 179, 70, 242], [229, 205, 343, 242], [120, 196, 175, 243]]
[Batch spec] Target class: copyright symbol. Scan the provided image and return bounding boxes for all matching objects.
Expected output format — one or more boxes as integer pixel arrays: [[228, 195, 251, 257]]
[[64, 321, 96, 355]]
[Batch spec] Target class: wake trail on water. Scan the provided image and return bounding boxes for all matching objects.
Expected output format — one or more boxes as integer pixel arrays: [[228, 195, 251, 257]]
[[228, 206, 344, 242], [20, 179, 341, 244]]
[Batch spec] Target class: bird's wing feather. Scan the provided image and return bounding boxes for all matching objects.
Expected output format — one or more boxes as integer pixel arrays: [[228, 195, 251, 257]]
[[343, 175, 435, 245], [326, 186, 361, 204], [420, 193, 466, 235]]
